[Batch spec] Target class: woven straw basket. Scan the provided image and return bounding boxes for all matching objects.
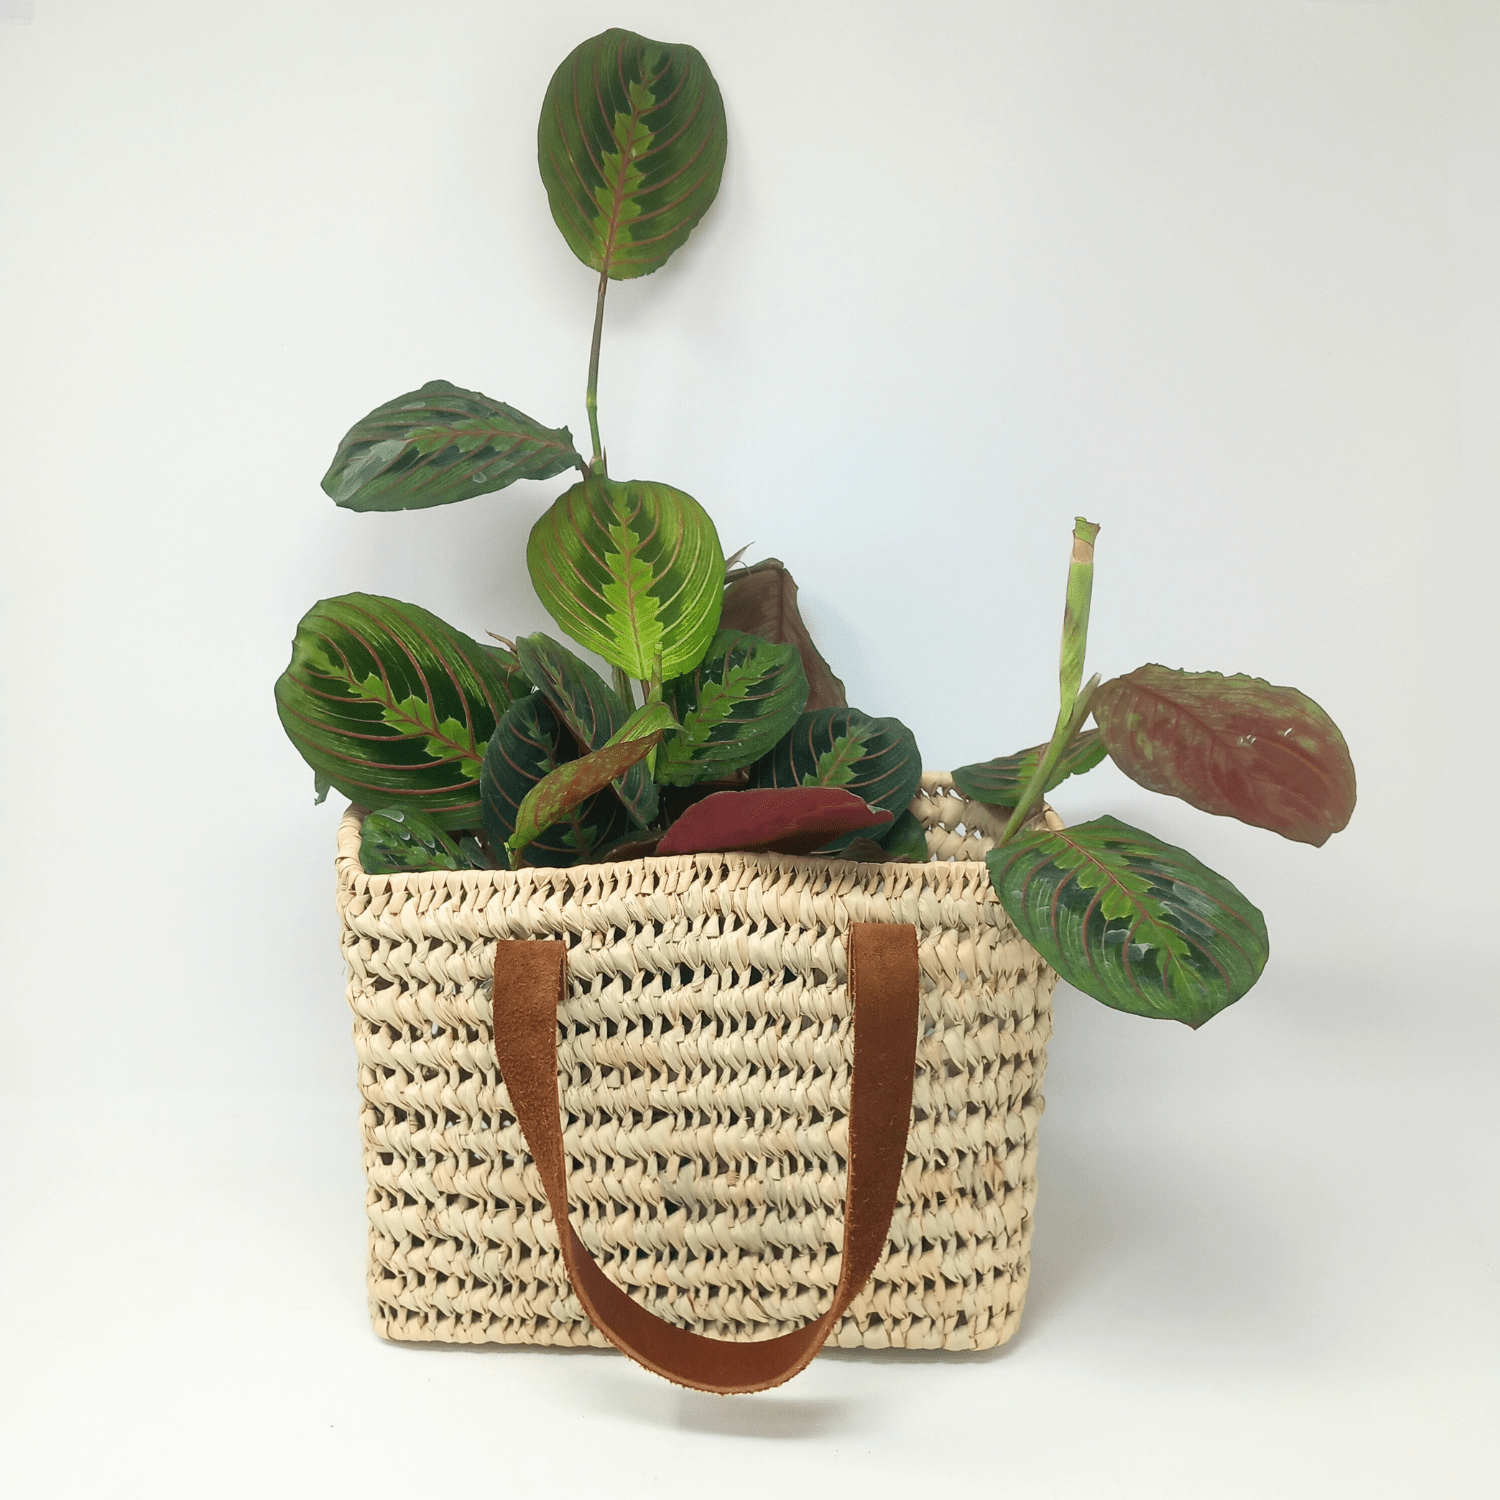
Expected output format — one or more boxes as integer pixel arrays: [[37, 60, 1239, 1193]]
[[334, 772, 1061, 1356]]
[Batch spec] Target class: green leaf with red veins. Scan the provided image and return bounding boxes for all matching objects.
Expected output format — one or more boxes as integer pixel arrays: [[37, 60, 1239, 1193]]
[[538, 29, 727, 280], [274, 593, 526, 829], [526, 475, 724, 680], [659, 629, 809, 786], [986, 816, 1269, 1028], [504, 704, 670, 864], [952, 729, 1108, 807], [479, 693, 629, 867], [513, 631, 657, 826], [321, 381, 584, 512], [1092, 665, 1356, 846]]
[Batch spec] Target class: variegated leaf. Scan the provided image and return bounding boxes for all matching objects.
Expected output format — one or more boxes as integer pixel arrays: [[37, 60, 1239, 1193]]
[[659, 629, 808, 786], [538, 29, 727, 280], [478, 692, 630, 866], [952, 729, 1107, 807], [321, 381, 584, 512], [513, 631, 657, 826], [527, 475, 724, 680], [986, 816, 1269, 1027], [274, 593, 525, 829]]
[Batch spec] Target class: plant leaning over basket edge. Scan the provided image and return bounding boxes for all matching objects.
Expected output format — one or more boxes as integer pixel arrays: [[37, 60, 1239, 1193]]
[[273, 27, 1356, 1031]]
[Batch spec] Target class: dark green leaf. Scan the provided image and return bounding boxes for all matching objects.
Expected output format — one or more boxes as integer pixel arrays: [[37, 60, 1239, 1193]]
[[313, 771, 331, 806], [505, 704, 669, 863], [659, 629, 809, 786], [1092, 665, 1357, 847], [527, 475, 724, 680], [952, 729, 1108, 807], [321, 380, 584, 512], [749, 707, 922, 853], [458, 834, 494, 869], [478, 693, 629, 867], [360, 807, 482, 874], [876, 809, 930, 862], [538, 29, 728, 280], [513, 631, 657, 826], [986, 816, 1269, 1028], [274, 593, 526, 829], [720, 559, 847, 711]]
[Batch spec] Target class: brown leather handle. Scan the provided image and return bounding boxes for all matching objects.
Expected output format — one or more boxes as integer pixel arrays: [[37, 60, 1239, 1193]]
[[491, 922, 920, 1394]]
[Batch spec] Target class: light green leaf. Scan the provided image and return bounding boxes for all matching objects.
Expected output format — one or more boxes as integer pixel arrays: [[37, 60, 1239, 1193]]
[[986, 816, 1269, 1028], [527, 475, 724, 680], [538, 29, 727, 280]]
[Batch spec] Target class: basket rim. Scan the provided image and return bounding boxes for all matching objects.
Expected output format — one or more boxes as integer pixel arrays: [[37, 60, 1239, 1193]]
[[335, 769, 1061, 897]]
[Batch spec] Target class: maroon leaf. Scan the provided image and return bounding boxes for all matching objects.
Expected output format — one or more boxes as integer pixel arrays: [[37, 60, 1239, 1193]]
[[655, 787, 892, 856], [1092, 665, 1356, 847], [721, 559, 847, 711]]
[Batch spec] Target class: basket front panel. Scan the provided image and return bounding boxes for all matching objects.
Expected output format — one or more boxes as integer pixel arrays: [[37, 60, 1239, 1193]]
[[338, 777, 1056, 1352]]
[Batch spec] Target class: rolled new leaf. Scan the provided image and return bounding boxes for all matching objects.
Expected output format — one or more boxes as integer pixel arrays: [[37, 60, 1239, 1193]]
[[986, 816, 1269, 1028], [527, 476, 724, 680], [538, 29, 727, 281], [360, 807, 482, 874], [513, 631, 657, 825], [1092, 665, 1357, 846], [504, 702, 671, 864], [656, 787, 893, 857], [659, 629, 809, 786], [275, 593, 526, 829], [720, 559, 847, 711], [322, 381, 585, 512], [479, 693, 630, 866], [952, 729, 1107, 807]]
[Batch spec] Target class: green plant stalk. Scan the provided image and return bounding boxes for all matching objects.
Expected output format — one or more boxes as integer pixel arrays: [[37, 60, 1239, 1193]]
[[1059, 517, 1100, 707], [997, 675, 1099, 846], [585, 266, 609, 472], [998, 516, 1104, 847]]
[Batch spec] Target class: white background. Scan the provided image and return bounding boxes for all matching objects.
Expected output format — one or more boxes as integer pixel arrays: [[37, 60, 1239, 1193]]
[[3, 2, 1497, 1495]]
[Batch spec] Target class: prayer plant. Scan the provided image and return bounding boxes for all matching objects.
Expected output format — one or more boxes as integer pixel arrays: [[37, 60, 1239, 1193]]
[[276, 27, 1356, 1030]]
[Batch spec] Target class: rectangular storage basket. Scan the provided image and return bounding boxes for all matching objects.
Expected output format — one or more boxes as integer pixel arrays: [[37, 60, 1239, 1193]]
[[334, 772, 1060, 1352]]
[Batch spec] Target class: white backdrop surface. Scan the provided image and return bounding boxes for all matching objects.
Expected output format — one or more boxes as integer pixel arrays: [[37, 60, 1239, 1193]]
[[2, 3, 1497, 1496]]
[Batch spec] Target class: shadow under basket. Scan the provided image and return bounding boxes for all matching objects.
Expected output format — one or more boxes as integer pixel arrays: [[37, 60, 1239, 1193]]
[[334, 772, 1061, 1353]]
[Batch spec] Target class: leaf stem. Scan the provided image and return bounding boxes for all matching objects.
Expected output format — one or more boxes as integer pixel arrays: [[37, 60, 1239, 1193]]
[[998, 675, 1099, 846], [586, 266, 609, 473]]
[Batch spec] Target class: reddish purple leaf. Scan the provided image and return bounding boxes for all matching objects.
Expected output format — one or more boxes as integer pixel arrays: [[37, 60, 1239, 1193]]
[[721, 559, 847, 711], [1092, 665, 1356, 847], [655, 787, 892, 856]]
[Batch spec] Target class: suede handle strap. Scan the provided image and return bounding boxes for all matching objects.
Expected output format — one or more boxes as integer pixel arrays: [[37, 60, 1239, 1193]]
[[491, 922, 920, 1395]]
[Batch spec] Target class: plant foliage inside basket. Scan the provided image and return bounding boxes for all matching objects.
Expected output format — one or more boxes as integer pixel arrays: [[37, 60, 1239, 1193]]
[[276, 27, 1357, 1030]]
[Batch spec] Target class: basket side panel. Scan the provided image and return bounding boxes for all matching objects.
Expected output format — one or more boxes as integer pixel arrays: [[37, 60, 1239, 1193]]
[[336, 782, 1055, 1352]]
